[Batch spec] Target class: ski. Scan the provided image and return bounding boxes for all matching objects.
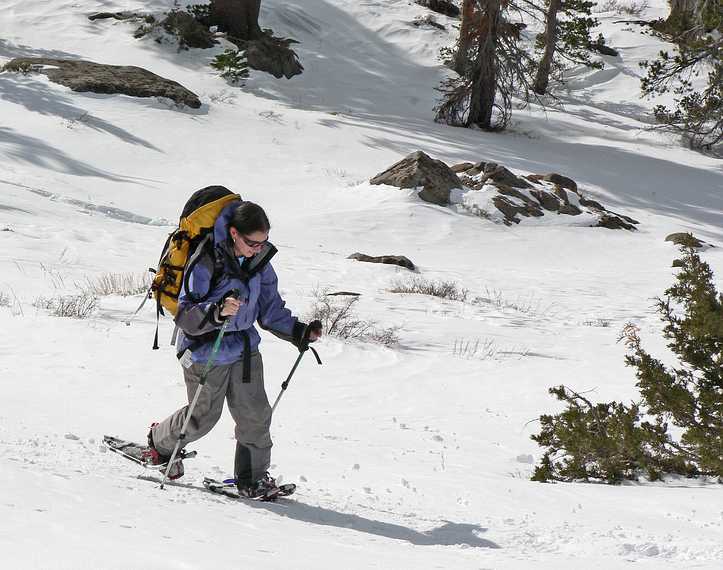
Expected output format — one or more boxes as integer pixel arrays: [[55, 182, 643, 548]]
[[103, 434, 196, 471], [203, 477, 296, 502]]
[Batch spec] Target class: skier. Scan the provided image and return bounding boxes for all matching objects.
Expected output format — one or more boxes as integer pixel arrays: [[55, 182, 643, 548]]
[[146, 200, 321, 498]]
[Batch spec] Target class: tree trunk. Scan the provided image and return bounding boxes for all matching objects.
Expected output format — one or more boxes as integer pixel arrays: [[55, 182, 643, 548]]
[[533, 0, 561, 95], [210, 0, 263, 41], [453, 0, 477, 76], [468, 0, 501, 129], [667, 0, 716, 33]]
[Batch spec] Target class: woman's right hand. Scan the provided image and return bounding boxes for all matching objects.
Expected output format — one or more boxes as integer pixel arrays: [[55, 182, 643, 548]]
[[219, 296, 243, 317]]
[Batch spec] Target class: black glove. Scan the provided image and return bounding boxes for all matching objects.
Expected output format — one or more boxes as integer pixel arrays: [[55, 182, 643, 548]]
[[293, 320, 322, 352]]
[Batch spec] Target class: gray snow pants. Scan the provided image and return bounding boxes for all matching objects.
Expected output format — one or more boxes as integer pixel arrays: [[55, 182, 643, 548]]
[[151, 351, 273, 484]]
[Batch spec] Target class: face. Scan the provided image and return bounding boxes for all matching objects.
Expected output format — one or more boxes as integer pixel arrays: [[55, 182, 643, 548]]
[[229, 227, 268, 257]]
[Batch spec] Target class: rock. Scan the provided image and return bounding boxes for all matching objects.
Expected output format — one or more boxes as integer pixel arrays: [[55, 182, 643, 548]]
[[559, 204, 582, 216], [589, 42, 619, 57], [370, 151, 462, 206], [579, 196, 605, 211], [496, 186, 542, 216], [553, 186, 570, 203], [451, 162, 475, 173], [665, 232, 706, 248], [482, 163, 533, 189], [326, 291, 361, 297], [467, 161, 488, 176], [595, 214, 637, 231], [242, 34, 303, 79], [530, 189, 561, 212], [5, 58, 201, 108], [459, 175, 484, 190], [544, 173, 578, 192], [348, 253, 416, 271], [492, 196, 523, 224], [411, 15, 446, 30], [88, 12, 134, 21], [415, 0, 461, 18]]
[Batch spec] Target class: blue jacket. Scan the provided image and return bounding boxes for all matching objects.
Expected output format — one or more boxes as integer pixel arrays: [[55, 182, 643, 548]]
[[174, 202, 304, 365]]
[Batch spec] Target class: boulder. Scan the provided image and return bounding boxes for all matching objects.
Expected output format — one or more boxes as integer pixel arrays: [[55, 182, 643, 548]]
[[481, 163, 533, 189], [589, 42, 619, 57], [558, 204, 583, 216], [530, 188, 562, 212], [415, 0, 461, 18], [88, 12, 136, 21], [411, 15, 446, 30], [370, 151, 462, 206], [348, 253, 416, 271], [451, 162, 475, 173], [372, 153, 639, 230], [665, 232, 706, 248], [528, 173, 578, 192], [5, 58, 202, 108], [595, 213, 637, 231]]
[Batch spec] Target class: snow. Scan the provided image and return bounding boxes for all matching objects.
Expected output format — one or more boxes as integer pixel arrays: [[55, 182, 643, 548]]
[[1, 0, 722, 568]]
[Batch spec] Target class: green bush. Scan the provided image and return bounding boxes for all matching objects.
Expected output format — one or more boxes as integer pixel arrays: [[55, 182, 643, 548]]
[[211, 49, 249, 84], [532, 247, 722, 483]]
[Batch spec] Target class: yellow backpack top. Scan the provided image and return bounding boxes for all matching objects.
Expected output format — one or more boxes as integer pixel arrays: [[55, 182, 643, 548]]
[[150, 185, 241, 348]]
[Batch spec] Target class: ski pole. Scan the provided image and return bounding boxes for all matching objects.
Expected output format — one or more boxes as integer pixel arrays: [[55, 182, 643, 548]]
[[160, 290, 238, 489], [271, 344, 322, 414], [271, 350, 306, 414]]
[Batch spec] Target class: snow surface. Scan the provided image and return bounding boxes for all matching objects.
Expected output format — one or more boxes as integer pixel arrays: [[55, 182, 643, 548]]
[[0, 1, 722, 568]]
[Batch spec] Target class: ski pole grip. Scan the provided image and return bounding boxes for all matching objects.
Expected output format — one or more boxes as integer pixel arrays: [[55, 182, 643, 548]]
[[222, 288, 241, 302]]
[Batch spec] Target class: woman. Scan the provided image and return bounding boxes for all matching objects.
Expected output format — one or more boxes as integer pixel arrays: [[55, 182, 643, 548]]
[[147, 200, 321, 498]]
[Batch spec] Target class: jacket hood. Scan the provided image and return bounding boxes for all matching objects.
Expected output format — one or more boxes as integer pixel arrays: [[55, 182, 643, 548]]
[[212, 201, 277, 277], [213, 201, 240, 249]]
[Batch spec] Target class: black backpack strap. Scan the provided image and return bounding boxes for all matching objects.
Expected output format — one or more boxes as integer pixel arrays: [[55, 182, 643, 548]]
[[241, 331, 251, 383], [153, 296, 164, 350]]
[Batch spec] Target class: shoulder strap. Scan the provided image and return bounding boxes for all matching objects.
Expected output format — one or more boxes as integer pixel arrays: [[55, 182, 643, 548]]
[[183, 233, 215, 302]]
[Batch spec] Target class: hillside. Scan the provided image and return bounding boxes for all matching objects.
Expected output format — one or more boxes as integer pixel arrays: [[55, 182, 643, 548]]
[[0, 1, 721, 569]]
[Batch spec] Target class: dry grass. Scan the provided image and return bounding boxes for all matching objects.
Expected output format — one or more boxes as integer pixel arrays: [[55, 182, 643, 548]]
[[80, 272, 151, 297], [389, 277, 469, 302], [594, 0, 649, 16], [33, 292, 98, 319], [307, 288, 399, 347]]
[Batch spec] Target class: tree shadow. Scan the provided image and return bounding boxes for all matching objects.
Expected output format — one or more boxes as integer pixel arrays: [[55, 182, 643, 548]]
[[0, 39, 81, 61], [320, 112, 723, 237], [0, 74, 163, 151], [242, 0, 447, 119], [245, 498, 499, 548], [0, 127, 149, 183], [241, 1, 722, 236]]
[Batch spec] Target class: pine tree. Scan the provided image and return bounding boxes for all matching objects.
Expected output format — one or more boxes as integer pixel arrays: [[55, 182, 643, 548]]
[[640, 1, 722, 152], [211, 49, 249, 84], [436, 0, 537, 130], [533, 0, 602, 95], [532, 247, 722, 482], [623, 247, 723, 476]]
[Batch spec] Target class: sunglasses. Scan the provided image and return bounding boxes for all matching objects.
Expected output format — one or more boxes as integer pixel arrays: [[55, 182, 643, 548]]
[[239, 235, 268, 249]]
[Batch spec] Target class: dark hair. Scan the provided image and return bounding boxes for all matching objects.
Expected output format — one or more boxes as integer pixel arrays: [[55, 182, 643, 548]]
[[229, 202, 270, 236]]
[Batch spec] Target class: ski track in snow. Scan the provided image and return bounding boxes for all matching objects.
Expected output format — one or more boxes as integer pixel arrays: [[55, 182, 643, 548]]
[[0, 0, 722, 569]]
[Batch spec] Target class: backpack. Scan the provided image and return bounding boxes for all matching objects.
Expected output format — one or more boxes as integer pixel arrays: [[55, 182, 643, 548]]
[[148, 185, 241, 348]]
